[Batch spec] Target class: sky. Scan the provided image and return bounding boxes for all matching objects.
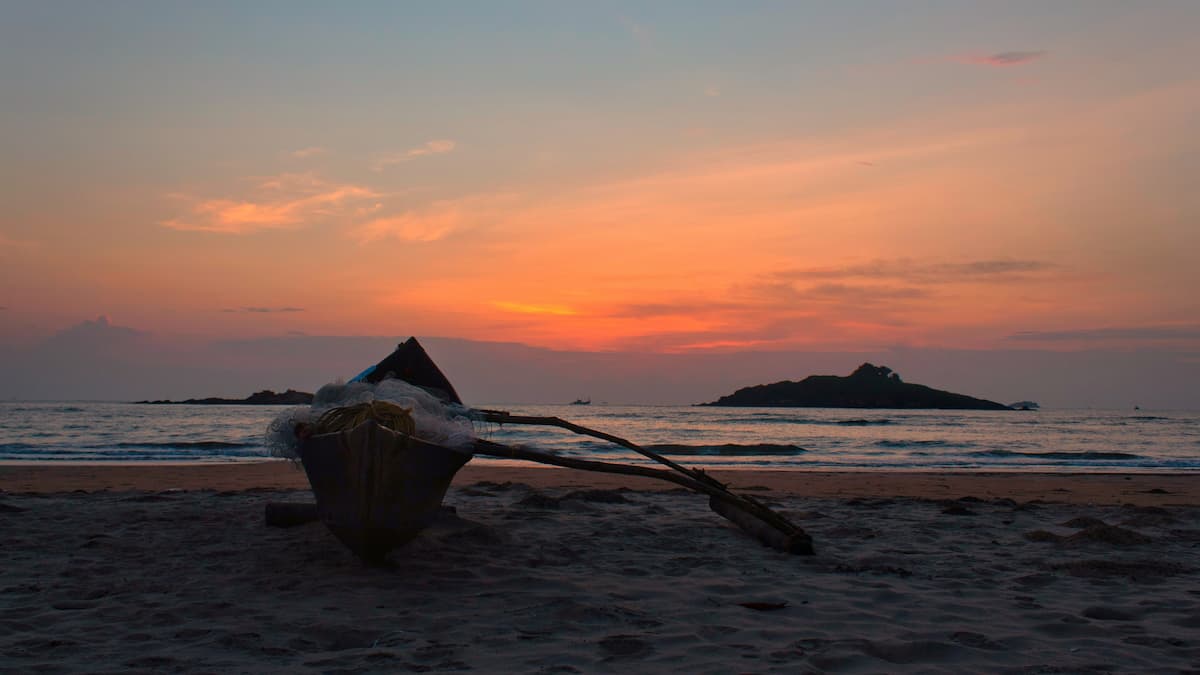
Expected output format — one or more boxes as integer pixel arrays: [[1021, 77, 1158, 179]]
[[2, 2, 1198, 405]]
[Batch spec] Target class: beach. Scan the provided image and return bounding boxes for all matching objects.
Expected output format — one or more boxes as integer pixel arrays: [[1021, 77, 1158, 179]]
[[2, 461, 1197, 505], [3, 463, 1199, 672]]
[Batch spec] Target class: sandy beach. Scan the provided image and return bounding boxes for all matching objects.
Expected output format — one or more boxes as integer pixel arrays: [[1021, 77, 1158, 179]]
[[3, 463, 1199, 672]]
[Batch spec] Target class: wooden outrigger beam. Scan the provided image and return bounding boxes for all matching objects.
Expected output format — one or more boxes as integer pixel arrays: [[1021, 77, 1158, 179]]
[[475, 411, 813, 555]]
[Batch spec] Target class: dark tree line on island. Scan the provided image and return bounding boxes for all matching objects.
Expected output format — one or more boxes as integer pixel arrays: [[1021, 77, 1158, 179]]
[[702, 363, 1013, 410], [137, 389, 314, 405]]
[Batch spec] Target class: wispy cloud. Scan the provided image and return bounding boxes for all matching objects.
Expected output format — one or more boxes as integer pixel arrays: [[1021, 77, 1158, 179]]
[[1007, 325, 1200, 342], [606, 312, 840, 353], [776, 259, 1056, 284], [805, 283, 930, 301], [162, 173, 378, 234], [610, 301, 747, 319], [354, 203, 464, 243], [290, 146, 326, 159], [954, 51, 1047, 67], [741, 279, 932, 317], [372, 139, 457, 171], [352, 193, 517, 243], [222, 307, 305, 314], [592, 273, 930, 352], [590, 259, 1060, 351]]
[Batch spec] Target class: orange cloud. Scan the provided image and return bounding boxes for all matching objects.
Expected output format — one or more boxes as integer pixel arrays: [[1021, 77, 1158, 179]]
[[351, 193, 517, 243], [354, 206, 461, 242], [162, 174, 378, 234]]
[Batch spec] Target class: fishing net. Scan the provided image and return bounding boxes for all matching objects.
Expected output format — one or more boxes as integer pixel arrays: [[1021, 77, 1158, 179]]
[[311, 400, 416, 436], [265, 379, 477, 460]]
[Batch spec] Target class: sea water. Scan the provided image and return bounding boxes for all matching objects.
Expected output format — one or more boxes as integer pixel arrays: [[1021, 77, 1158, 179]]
[[2, 402, 1198, 472]]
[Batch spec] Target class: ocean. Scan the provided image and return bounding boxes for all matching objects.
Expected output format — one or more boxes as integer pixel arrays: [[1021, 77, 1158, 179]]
[[2, 401, 1198, 472]]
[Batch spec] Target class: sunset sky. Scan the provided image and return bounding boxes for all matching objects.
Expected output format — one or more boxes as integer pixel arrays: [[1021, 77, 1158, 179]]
[[3, 2, 1199, 366]]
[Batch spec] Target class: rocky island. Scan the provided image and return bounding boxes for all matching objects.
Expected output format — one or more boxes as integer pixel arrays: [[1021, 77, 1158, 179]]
[[137, 389, 313, 405], [702, 363, 1010, 410]]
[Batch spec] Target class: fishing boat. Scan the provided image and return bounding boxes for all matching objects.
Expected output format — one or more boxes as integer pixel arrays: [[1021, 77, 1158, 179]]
[[287, 337, 813, 562], [296, 338, 472, 562]]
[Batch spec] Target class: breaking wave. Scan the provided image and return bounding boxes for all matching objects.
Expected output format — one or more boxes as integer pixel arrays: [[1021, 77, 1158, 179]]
[[644, 443, 806, 456], [720, 416, 893, 427], [874, 439, 956, 448], [971, 450, 1143, 460], [110, 441, 256, 450]]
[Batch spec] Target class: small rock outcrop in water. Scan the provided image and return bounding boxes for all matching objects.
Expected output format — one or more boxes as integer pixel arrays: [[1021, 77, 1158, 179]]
[[701, 363, 1009, 410], [137, 389, 314, 405]]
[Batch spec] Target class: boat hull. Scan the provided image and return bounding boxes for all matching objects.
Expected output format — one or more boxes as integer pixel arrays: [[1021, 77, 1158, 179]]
[[299, 420, 472, 562]]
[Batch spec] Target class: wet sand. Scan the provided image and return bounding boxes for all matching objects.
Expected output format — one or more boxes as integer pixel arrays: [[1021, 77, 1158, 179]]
[[2, 461, 1197, 506]]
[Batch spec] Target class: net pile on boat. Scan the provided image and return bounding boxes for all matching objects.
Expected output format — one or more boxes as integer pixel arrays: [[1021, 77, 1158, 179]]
[[265, 379, 477, 460]]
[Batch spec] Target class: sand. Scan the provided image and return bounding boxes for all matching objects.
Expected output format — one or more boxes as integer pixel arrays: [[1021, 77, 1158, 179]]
[[3, 462, 1198, 506], [2, 462, 1199, 673]]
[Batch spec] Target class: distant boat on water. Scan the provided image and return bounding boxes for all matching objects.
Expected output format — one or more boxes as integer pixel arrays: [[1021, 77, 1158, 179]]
[[571, 398, 591, 405], [1008, 400, 1040, 411]]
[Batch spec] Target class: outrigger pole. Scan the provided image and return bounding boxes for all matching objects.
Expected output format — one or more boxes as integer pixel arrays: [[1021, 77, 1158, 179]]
[[474, 410, 814, 555]]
